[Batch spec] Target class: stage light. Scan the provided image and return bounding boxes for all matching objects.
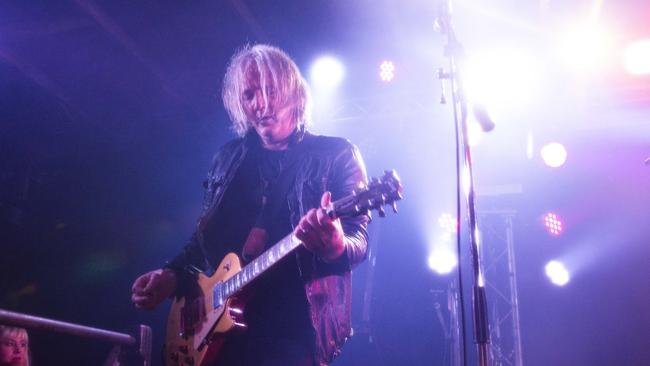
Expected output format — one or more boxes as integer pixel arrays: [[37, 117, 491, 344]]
[[438, 213, 458, 233], [464, 47, 542, 114], [468, 121, 484, 146], [624, 39, 650, 76], [544, 212, 563, 236], [379, 60, 395, 82], [428, 248, 458, 275], [310, 56, 344, 89], [540, 142, 567, 168], [557, 24, 614, 74], [545, 260, 570, 286]]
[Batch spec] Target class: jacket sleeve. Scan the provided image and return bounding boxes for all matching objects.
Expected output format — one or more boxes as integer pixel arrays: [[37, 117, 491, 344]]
[[162, 197, 215, 296], [327, 143, 371, 270]]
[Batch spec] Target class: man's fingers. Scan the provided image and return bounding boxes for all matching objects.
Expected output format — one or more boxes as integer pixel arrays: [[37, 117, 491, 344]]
[[132, 293, 153, 308], [305, 209, 320, 228], [131, 274, 148, 293], [141, 271, 160, 294], [316, 207, 334, 227]]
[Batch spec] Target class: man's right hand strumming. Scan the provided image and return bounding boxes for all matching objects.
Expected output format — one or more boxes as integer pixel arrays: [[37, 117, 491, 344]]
[[131, 268, 177, 310]]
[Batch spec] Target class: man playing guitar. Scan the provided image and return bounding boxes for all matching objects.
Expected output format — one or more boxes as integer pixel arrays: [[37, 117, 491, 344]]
[[131, 44, 371, 366]]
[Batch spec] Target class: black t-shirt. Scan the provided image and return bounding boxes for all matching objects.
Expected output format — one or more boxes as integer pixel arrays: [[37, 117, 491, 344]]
[[203, 142, 312, 339]]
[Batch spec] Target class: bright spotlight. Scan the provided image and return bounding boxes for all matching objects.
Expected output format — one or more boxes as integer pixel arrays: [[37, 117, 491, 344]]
[[428, 249, 458, 275], [464, 47, 542, 114], [544, 212, 563, 236], [557, 24, 614, 74], [545, 260, 570, 286], [624, 39, 650, 76], [438, 213, 458, 233], [468, 121, 484, 146], [379, 60, 395, 82], [540, 142, 567, 168], [310, 56, 344, 89]]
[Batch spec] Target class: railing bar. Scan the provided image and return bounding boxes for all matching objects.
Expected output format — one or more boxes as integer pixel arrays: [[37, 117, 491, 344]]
[[0, 309, 135, 346]]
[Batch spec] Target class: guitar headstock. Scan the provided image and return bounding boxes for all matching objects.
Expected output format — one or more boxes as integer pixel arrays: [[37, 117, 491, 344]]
[[332, 170, 403, 219]]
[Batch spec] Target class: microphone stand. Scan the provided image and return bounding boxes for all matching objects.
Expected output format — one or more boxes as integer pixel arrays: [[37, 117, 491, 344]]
[[436, 2, 491, 366]]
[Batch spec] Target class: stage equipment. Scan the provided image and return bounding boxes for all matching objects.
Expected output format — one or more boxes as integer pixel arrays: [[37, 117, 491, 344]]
[[435, 0, 493, 365], [478, 210, 524, 366], [0, 308, 151, 366]]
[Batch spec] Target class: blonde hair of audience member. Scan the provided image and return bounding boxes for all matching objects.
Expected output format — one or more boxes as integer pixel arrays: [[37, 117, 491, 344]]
[[0, 326, 29, 366]]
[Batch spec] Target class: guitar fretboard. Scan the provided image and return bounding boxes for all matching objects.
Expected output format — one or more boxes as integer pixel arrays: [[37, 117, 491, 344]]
[[213, 233, 303, 308]]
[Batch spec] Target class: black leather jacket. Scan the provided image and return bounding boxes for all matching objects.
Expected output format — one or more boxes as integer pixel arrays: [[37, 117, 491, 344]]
[[167, 130, 370, 365]]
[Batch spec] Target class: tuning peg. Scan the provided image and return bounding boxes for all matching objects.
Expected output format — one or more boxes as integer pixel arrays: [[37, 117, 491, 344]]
[[377, 206, 386, 218], [391, 201, 398, 213]]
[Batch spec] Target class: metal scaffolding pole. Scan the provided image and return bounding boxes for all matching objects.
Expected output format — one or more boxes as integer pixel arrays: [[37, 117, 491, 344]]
[[478, 210, 523, 366]]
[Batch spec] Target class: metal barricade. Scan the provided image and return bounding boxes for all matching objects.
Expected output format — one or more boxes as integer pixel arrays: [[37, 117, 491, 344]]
[[0, 308, 151, 366]]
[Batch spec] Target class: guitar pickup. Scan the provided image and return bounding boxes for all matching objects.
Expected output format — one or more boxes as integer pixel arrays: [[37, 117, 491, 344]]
[[180, 297, 205, 337]]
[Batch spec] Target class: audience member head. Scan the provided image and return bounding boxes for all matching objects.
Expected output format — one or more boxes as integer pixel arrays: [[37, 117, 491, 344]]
[[0, 326, 29, 366]]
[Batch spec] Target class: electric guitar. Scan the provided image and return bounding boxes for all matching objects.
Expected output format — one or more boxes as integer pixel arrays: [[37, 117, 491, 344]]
[[164, 170, 403, 366]]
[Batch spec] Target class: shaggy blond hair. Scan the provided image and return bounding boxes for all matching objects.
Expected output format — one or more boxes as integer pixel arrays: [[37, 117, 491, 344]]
[[222, 44, 312, 137], [0, 325, 30, 366]]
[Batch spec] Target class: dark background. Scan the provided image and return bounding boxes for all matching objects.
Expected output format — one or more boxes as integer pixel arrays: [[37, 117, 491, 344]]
[[1, 1, 649, 365]]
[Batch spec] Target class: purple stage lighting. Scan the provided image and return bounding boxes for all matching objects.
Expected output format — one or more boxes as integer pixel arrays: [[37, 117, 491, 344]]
[[379, 60, 395, 82], [544, 212, 563, 236]]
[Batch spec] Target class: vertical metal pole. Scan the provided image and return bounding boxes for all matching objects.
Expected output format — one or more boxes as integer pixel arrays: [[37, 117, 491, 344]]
[[448, 281, 463, 366], [505, 216, 524, 366]]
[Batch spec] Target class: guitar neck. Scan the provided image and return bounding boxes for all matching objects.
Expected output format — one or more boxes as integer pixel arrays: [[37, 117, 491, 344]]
[[213, 169, 403, 309], [215, 232, 303, 304]]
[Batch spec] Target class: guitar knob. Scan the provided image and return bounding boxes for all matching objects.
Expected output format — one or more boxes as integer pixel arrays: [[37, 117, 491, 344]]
[[179, 345, 188, 354], [170, 352, 179, 362], [184, 356, 195, 365]]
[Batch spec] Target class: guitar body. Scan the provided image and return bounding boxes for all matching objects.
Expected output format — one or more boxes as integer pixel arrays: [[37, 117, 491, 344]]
[[165, 253, 246, 366]]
